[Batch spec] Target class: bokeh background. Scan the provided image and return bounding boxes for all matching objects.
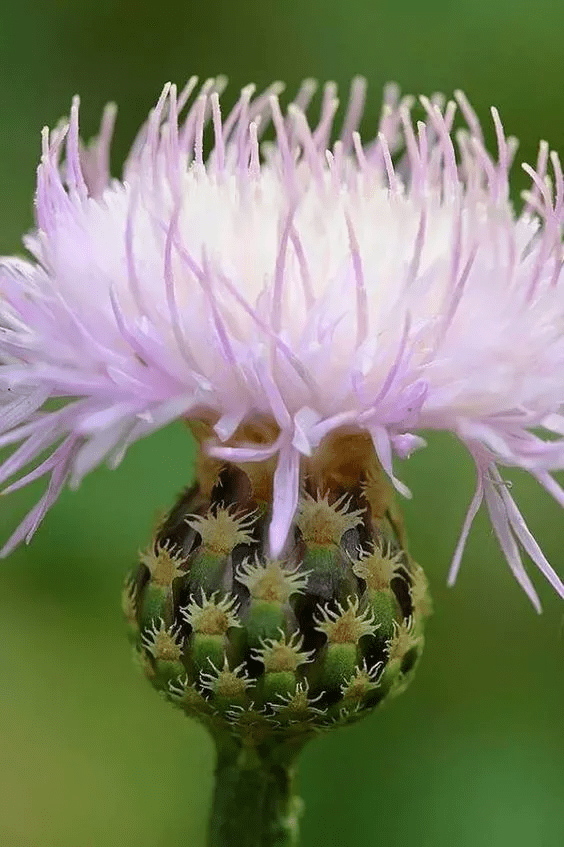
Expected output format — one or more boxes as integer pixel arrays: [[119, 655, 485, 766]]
[[1, 1, 564, 845]]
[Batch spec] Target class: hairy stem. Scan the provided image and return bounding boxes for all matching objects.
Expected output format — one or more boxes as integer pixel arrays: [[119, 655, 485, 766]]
[[208, 745, 302, 847]]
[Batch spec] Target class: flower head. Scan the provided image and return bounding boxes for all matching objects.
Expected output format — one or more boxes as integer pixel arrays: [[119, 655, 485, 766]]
[[1, 77, 564, 608]]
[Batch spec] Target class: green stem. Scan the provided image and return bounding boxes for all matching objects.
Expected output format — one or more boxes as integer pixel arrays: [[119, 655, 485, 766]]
[[208, 745, 303, 847]]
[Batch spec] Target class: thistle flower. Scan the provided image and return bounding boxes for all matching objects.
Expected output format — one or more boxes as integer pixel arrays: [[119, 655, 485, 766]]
[[13, 76, 564, 846], [1, 76, 563, 612]]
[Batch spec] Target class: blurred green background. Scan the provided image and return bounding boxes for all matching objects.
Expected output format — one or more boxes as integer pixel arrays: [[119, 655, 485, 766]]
[[1, 1, 564, 845]]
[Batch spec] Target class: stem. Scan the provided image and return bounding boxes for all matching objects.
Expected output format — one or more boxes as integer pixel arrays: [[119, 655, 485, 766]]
[[208, 745, 303, 847]]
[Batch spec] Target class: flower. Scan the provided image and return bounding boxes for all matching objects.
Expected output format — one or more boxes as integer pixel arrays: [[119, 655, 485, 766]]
[[1, 76, 564, 610]]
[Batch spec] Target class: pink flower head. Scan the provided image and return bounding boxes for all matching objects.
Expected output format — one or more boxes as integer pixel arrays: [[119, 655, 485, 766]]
[[1, 77, 564, 610]]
